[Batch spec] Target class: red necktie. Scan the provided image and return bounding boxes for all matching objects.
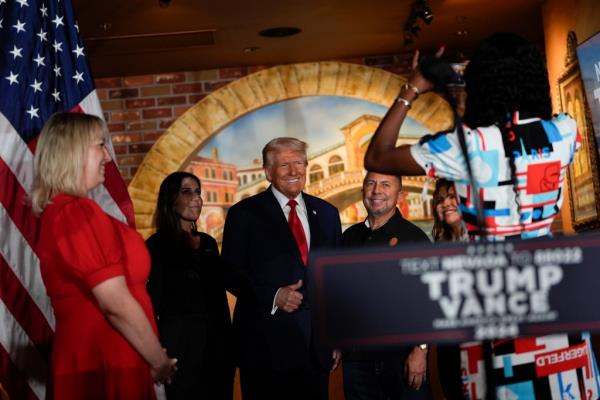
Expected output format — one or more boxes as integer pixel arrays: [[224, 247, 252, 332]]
[[287, 199, 308, 266]]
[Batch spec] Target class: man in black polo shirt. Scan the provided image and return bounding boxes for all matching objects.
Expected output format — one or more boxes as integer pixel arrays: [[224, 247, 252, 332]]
[[343, 171, 431, 400]]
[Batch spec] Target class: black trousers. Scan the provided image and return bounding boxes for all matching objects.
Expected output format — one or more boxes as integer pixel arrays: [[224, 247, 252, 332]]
[[239, 364, 329, 400], [160, 315, 234, 400], [343, 356, 432, 400], [436, 345, 463, 400]]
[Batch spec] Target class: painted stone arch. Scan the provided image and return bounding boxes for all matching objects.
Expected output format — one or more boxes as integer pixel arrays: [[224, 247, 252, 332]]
[[129, 61, 453, 238]]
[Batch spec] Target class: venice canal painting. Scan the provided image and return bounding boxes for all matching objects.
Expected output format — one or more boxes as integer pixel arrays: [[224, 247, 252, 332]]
[[183, 95, 434, 242]]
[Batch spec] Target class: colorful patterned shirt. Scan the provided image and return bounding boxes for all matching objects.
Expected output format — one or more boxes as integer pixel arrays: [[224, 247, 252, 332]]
[[411, 112, 600, 399], [410, 112, 581, 240]]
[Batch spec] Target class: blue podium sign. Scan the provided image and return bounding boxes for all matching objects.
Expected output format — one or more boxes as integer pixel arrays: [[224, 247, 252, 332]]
[[308, 233, 600, 348]]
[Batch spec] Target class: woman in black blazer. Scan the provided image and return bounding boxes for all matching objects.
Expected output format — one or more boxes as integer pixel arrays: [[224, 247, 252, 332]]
[[147, 171, 233, 400]]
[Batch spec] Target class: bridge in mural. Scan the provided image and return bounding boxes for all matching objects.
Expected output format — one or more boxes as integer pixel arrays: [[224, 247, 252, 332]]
[[192, 114, 434, 242]]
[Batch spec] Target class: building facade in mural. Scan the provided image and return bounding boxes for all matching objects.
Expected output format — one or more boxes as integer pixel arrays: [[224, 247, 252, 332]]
[[186, 148, 238, 239]]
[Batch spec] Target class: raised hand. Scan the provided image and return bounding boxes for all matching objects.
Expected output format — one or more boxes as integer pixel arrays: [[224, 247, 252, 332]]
[[407, 45, 446, 95]]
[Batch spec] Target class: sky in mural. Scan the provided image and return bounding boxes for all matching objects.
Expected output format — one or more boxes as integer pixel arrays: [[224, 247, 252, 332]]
[[197, 96, 428, 167]]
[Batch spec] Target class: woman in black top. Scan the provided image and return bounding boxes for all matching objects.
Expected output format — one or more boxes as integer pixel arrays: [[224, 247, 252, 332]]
[[146, 171, 233, 399]]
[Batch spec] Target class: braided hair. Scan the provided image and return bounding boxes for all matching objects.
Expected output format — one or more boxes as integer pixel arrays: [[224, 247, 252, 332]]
[[462, 32, 552, 128], [462, 33, 552, 234]]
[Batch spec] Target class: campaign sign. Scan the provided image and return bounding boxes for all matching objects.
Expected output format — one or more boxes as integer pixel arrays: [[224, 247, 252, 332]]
[[308, 233, 600, 349]]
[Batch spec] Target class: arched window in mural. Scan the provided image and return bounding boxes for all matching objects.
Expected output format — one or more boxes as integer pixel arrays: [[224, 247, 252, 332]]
[[242, 175, 247, 185], [328, 155, 344, 176], [309, 164, 324, 183]]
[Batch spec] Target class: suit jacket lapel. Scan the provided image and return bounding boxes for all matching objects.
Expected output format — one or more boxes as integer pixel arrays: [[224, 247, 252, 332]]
[[304, 193, 321, 249], [260, 187, 304, 263]]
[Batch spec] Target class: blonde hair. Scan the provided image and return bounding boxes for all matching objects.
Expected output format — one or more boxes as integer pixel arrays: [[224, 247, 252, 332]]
[[31, 112, 106, 215], [262, 137, 307, 168]]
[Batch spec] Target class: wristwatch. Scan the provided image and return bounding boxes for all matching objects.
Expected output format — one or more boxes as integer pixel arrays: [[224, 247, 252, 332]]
[[418, 343, 428, 350]]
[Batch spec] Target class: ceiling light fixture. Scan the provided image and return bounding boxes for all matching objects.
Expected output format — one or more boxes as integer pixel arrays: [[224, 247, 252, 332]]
[[403, 0, 434, 46], [415, 0, 433, 24], [258, 27, 302, 38]]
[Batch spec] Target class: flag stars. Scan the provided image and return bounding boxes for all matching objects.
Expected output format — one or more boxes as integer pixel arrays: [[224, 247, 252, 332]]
[[5, 71, 19, 85], [72, 44, 84, 58], [0, 19, 3, 29], [33, 54, 46, 67], [37, 28, 47, 42], [52, 40, 63, 52], [53, 65, 62, 77], [26, 105, 40, 119], [72, 70, 84, 84], [51, 14, 64, 28], [30, 79, 43, 93], [40, 4, 48, 17], [16, 0, 29, 7], [9, 45, 23, 59], [51, 89, 61, 102], [12, 19, 26, 33]]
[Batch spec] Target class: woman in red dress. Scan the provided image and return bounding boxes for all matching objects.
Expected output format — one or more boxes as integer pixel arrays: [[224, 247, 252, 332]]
[[32, 112, 177, 399]]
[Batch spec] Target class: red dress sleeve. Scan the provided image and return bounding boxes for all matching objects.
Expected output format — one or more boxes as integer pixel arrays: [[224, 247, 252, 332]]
[[51, 197, 126, 289]]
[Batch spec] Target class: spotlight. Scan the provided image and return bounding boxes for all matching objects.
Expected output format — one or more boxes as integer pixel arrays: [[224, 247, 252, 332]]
[[402, 0, 433, 46], [414, 0, 433, 24]]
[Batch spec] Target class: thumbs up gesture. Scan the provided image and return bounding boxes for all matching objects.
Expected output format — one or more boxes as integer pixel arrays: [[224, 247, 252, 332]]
[[275, 280, 304, 313]]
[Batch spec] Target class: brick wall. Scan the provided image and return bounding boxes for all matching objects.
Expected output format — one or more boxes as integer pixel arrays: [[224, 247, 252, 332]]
[[95, 54, 414, 184]]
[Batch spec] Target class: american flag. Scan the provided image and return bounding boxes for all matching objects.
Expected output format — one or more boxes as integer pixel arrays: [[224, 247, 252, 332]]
[[0, 0, 134, 398]]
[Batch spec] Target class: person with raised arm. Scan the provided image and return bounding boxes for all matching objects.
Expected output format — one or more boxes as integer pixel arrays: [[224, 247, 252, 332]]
[[365, 32, 599, 399]]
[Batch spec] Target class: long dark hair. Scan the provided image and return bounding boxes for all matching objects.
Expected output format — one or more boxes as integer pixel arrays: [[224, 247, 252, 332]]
[[463, 33, 551, 233], [423, 33, 552, 237], [462, 32, 552, 128], [154, 171, 201, 242], [431, 179, 461, 242]]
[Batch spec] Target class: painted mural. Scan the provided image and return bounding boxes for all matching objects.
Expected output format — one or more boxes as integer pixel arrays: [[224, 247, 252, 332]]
[[182, 96, 434, 242]]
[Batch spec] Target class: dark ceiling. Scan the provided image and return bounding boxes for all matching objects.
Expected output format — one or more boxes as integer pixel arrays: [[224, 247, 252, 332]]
[[72, 0, 547, 78]]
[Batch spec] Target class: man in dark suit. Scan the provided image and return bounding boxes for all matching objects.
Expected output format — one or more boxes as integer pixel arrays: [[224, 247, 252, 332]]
[[222, 137, 342, 400]]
